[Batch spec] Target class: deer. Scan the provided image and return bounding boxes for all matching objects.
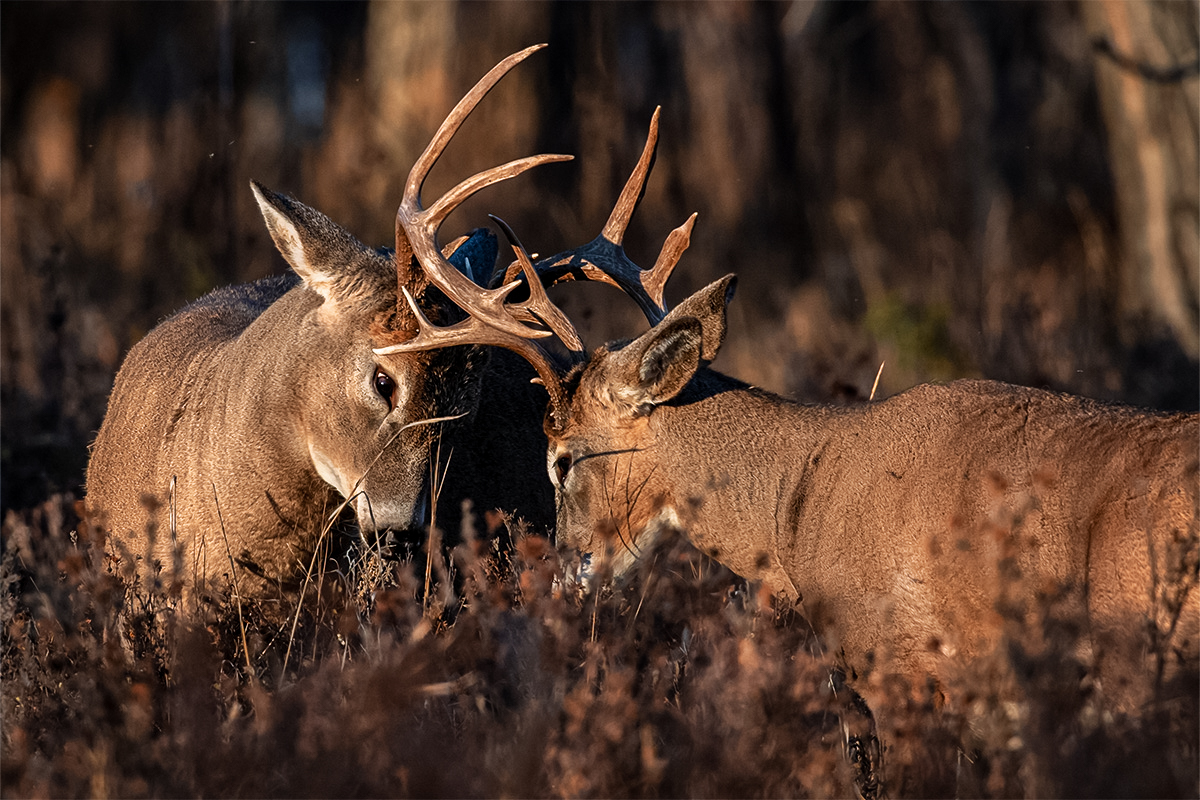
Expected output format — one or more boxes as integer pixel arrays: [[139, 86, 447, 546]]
[[385, 105, 1200, 717], [85, 46, 570, 599]]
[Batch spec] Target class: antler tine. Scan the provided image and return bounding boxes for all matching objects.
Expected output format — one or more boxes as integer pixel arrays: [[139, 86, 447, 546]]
[[489, 215, 584, 355], [602, 105, 660, 245], [500, 104, 664, 284], [405, 45, 552, 203], [423, 155, 572, 230], [645, 212, 698, 308], [393, 44, 573, 341], [376, 224, 579, 429], [519, 107, 693, 326]]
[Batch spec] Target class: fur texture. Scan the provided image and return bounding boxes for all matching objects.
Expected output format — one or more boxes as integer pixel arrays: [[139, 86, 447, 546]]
[[549, 276, 1200, 711]]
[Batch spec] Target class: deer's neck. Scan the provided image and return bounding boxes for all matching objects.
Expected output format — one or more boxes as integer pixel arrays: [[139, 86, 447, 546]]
[[175, 290, 332, 543], [655, 376, 844, 597], [220, 290, 329, 492]]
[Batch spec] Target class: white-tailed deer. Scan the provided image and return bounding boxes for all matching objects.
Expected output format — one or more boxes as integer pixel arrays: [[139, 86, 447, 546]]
[[391, 114, 1200, 713], [86, 46, 567, 597]]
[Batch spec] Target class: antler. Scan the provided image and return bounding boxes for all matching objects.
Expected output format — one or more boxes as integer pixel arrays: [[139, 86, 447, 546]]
[[386, 217, 584, 426], [378, 66, 697, 430], [374, 45, 583, 426], [517, 107, 697, 326], [385, 44, 573, 340]]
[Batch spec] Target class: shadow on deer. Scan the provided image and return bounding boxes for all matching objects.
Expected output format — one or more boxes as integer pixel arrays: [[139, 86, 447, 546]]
[[86, 47, 564, 600]]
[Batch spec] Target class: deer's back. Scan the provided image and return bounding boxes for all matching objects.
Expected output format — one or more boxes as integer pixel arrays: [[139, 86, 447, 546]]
[[86, 275, 299, 544], [778, 380, 1197, 696]]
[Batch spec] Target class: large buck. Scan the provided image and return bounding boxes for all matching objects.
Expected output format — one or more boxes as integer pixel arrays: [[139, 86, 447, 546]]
[[390, 110, 1200, 712], [86, 47, 567, 598]]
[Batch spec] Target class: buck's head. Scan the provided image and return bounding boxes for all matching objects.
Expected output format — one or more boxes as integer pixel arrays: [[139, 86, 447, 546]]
[[251, 184, 494, 535], [546, 275, 736, 574], [248, 45, 571, 540], [386, 99, 730, 578]]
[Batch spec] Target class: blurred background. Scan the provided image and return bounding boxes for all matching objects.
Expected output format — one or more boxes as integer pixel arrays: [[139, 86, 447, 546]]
[[2, 0, 1197, 514]]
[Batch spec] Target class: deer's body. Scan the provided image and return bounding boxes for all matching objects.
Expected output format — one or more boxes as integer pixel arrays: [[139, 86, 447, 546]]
[[606, 373, 1192, 664], [86, 48, 567, 596], [86, 257, 490, 594], [546, 278, 1199, 709], [439, 348, 555, 536], [87, 275, 331, 588]]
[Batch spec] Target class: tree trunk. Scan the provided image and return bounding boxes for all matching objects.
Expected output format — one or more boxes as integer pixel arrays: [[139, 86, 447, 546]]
[[1081, 0, 1200, 357]]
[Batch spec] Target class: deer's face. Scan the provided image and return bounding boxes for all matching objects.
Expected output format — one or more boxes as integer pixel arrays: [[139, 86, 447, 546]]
[[547, 355, 679, 577], [544, 277, 737, 578], [299, 315, 479, 537], [253, 183, 485, 541]]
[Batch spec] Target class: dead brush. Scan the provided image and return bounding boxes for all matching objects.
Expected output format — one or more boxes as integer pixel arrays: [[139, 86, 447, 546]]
[[3, 491, 1198, 798], [873, 484, 1200, 798], [524, 528, 880, 799]]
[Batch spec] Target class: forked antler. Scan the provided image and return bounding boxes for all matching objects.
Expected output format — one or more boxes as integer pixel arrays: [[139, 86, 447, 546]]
[[386, 216, 584, 425], [377, 49, 696, 430], [381, 44, 573, 340], [516, 107, 697, 326]]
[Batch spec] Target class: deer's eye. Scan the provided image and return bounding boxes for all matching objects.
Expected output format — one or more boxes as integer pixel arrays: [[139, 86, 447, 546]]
[[554, 453, 573, 485], [373, 368, 397, 409]]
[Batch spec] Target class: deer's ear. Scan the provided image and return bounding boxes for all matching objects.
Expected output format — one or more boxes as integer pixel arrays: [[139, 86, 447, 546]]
[[251, 181, 375, 305], [613, 316, 703, 413], [658, 274, 736, 363], [607, 275, 736, 415]]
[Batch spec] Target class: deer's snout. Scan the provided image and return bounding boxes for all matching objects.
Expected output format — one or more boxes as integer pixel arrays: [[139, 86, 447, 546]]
[[349, 473, 431, 545], [309, 430, 430, 536]]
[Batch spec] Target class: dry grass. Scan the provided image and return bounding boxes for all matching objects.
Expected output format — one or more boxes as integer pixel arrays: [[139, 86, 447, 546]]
[[2, 494, 1197, 798]]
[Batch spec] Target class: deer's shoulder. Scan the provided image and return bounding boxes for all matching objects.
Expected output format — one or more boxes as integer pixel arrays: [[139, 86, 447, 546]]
[[173, 273, 299, 325], [104, 274, 299, 392]]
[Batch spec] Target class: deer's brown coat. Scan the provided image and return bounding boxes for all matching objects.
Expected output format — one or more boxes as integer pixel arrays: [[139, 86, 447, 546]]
[[550, 276, 1199, 709]]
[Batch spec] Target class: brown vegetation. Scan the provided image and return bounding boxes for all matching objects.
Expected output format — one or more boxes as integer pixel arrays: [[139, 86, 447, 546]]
[[3, 4, 1198, 797], [2, 495, 1197, 798]]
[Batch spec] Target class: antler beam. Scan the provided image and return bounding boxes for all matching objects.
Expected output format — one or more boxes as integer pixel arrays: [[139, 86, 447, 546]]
[[519, 107, 697, 326], [388, 43, 573, 341], [387, 220, 582, 426]]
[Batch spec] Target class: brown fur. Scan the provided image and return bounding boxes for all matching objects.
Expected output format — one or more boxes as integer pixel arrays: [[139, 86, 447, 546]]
[[549, 275, 1200, 711], [86, 186, 550, 597]]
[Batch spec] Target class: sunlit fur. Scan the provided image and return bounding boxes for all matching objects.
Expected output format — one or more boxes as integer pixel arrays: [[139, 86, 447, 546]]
[[548, 275, 1200, 713], [86, 187, 486, 598]]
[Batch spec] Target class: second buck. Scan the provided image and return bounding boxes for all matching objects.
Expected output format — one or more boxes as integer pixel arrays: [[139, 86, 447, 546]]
[[392, 121, 1199, 713], [548, 278, 1198, 711]]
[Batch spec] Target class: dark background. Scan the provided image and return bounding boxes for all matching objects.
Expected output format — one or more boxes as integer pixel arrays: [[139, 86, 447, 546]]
[[3, 0, 1197, 514]]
